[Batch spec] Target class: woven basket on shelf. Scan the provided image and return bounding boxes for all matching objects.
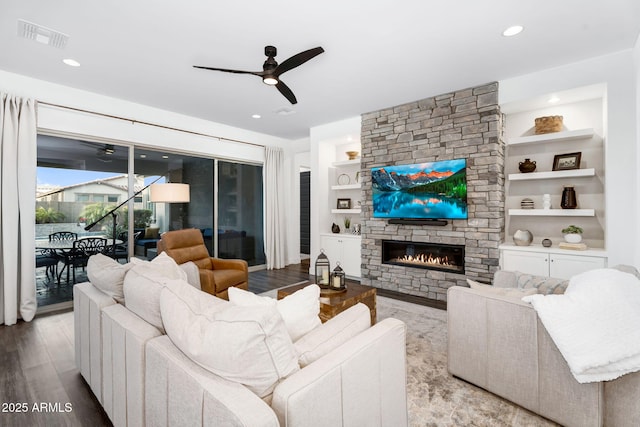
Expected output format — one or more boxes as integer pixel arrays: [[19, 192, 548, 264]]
[[534, 115, 563, 134]]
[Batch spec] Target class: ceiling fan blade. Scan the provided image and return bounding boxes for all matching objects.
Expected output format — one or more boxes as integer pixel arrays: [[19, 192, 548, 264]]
[[274, 47, 324, 77], [276, 80, 297, 104], [193, 65, 264, 77]]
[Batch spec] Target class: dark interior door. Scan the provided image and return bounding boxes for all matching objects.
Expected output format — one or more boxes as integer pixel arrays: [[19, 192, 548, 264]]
[[299, 171, 310, 254]]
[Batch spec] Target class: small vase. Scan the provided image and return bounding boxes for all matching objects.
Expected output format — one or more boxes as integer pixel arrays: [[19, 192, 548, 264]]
[[513, 229, 533, 246], [518, 158, 536, 173], [564, 233, 582, 243], [331, 223, 340, 234], [560, 186, 577, 209]]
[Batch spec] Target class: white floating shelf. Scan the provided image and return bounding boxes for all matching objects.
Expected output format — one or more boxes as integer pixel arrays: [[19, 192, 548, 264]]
[[331, 183, 361, 190], [331, 208, 361, 214], [507, 128, 595, 146], [508, 168, 596, 181], [331, 159, 360, 167], [509, 209, 595, 217]]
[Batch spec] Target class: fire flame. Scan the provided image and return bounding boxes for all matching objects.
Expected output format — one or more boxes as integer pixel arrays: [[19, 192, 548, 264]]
[[397, 253, 455, 267]]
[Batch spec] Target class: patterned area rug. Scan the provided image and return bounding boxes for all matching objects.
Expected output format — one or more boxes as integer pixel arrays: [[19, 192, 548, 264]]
[[376, 296, 557, 427]]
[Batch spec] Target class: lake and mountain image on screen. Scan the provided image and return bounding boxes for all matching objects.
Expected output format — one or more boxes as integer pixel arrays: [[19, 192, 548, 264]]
[[371, 159, 467, 219]]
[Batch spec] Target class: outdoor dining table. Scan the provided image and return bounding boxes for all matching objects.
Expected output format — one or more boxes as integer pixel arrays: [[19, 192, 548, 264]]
[[35, 237, 122, 284]]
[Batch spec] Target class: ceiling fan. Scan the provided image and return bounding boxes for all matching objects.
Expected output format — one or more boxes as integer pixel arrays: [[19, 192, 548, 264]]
[[193, 45, 324, 104]]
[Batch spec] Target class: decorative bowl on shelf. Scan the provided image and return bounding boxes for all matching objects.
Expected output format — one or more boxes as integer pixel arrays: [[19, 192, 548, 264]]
[[346, 151, 359, 160]]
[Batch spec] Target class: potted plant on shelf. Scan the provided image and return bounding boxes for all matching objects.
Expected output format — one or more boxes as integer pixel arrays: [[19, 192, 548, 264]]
[[562, 225, 583, 243], [343, 217, 351, 233]]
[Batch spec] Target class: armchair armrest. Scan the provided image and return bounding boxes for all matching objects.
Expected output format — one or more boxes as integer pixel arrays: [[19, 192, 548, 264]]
[[272, 318, 408, 427], [211, 258, 249, 273]]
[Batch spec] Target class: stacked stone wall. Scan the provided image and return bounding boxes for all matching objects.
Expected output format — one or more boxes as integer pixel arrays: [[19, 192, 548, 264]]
[[359, 82, 504, 301]]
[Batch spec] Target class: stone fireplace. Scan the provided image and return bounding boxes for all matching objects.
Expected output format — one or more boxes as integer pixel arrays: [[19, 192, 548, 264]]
[[359, 82, 505, 302], [382, 240, 465, 274]]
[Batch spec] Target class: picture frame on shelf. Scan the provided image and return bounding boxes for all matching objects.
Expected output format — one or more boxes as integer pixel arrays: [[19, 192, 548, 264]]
[[337, 198, 351, 209], [552, 152, 581, 171]]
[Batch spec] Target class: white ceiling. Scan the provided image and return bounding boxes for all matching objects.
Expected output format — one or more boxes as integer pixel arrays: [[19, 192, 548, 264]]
[[1, 1, 639, 140]]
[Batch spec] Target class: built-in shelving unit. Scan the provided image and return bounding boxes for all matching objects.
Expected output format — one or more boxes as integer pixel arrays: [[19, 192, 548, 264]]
[[508, 208, 595, 217], [508, 168, 595, 181], [506, 128, 594, 146], [331, 208, 361, 214], [331, 183, 361, 190]]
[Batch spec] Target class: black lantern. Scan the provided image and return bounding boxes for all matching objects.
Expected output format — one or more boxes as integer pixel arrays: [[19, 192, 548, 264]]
[[331, 262, 346, 290], [315, 249, 331, 288]]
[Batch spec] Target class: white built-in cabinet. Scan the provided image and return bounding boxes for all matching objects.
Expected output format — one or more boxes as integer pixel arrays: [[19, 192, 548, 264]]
[[319, 233, 361, 278], [500, 245, 607, 280]]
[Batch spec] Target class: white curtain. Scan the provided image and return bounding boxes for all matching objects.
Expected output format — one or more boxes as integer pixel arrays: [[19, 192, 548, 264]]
[[264, 146, 288, 269], [0, 93, 37, 325]]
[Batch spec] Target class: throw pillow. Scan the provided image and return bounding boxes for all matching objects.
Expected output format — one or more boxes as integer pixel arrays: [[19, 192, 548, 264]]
[[160, 279, 299, 398], [228, 285, 322, 342], [123, 252, 187, 333], [515, 272, 569, 295], [144, 226, 159, 239], [86, 253, 136, 304], [295, 302, 371, 367], [467, 278, 538, 298]]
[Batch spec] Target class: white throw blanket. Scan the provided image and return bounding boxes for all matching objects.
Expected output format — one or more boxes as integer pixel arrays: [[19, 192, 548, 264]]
[[522, 268, 640, 383]]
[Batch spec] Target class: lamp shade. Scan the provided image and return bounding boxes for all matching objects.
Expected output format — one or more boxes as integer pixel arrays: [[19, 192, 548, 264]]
[[149, 183, 190, 203]]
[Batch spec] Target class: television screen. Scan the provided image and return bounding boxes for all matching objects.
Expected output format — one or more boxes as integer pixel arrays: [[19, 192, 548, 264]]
[[371, 159, 467, 219]]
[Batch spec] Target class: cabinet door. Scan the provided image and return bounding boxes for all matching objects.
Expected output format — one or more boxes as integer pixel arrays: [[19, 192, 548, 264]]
[[501, 250, 549, 276], [340, 238, 361, 278], [319, 235, 342, 268], [549, 253, 606, 280]]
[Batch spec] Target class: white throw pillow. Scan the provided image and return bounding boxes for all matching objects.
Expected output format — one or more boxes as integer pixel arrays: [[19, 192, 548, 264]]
[[160, 279, 299, 398], [228, 284, 322, 342], [467, 278, 538, 298], [86, 253, 136, 304], [123, 252, 187, 333], [295, 303, 371, 367], [179, 261, 201, 290]]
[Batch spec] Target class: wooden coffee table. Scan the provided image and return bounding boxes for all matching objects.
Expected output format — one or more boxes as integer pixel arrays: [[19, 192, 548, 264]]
[[277, 282, 377, 325]]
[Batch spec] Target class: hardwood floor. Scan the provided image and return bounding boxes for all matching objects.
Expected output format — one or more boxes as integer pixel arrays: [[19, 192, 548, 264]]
[[1, 260, 442, 426]]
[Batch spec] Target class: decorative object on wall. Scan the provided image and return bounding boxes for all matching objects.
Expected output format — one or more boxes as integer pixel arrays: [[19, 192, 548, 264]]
[[520, 198, 535, 209], [315, 249, 331, 288], [346, 151, 359, 160], [560, 186, 578, 209], [542, 238, 552, 247], [562, 225, 583, 243], [513, 229, 533, 246], [553, 152, 581, 171], [542, 193, 551, 210], [337, 173, 350, 185], [331, 223, 340, 234], [518, 158, 537, 173], [330, 262, 346, 290], [343, 217, 351, 232], [336, 198, 351, 209], [534, 115, 563, 134]]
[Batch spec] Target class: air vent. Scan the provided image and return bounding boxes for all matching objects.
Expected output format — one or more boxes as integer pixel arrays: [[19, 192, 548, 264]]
[[18, 19, 68, 49]]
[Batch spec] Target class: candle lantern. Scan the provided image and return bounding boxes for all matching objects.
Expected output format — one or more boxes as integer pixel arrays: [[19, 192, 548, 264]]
[[315, 249, 331, 288], [331, 262, 346, 290]]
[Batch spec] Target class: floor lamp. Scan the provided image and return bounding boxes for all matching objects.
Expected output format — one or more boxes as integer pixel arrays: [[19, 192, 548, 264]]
[[85, 177, 190, 257]]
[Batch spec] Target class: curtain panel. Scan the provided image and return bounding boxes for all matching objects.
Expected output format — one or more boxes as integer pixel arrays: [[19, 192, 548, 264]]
[[0, 93, 37, 325], [264, 146, 288, 269]]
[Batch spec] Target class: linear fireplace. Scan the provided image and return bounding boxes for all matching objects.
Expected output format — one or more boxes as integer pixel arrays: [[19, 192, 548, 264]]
[[381, 240, 465, 273]]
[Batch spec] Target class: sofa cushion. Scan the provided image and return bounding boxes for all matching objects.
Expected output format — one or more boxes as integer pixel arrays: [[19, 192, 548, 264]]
[[467, 278, 539, 298], [179, 261, 201, 289], [294, 302, 371, 367], [160, 279, 299, 398], [228, 285, 321, 342], [87, 253, 136, 303], [123, 252, 187, 333]]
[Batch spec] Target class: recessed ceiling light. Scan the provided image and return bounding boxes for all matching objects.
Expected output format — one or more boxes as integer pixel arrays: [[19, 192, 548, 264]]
[[162, 155, 169, 159], [548, 96, 560, 104], [139, 154, 147, 158], [502, 25, 524, 37], [62, 58, 80, 67], [252, 114, 261, 119]]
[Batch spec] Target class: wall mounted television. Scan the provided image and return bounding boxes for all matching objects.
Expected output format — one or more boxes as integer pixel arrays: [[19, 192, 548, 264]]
[[371, 159, 467, 220]]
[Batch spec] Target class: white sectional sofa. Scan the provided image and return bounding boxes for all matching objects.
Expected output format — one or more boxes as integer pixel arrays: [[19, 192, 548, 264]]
[[73, 254, 408, 427]]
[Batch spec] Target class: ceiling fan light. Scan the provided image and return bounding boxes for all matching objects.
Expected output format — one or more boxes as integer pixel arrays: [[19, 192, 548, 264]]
[[263, 76, 278, 85]]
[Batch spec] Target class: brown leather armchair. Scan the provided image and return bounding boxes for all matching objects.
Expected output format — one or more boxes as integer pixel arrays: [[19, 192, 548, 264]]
[[157, 228, 248, 299]]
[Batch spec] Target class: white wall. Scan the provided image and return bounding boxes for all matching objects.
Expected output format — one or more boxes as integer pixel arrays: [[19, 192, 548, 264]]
[[0, 69, 303, 267], [500, 49, 638, 266], [635, 35, 640, 267]]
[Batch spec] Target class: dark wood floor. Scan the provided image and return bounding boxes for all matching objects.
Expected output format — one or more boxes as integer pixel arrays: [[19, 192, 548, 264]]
[[1, 261, 443, 426]]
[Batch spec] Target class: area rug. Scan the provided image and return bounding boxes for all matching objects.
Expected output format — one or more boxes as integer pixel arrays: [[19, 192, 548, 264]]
[[265, 285, 556, 426]]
